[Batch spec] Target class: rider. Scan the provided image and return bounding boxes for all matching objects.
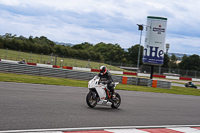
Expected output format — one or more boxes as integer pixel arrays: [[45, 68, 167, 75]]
[[189, 81, 194, 86], [98, 66, 115, 99], [19, 59, 26, 64]]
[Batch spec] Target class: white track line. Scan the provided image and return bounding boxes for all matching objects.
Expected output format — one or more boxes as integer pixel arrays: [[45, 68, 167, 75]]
[[1, 125, 200, 133]]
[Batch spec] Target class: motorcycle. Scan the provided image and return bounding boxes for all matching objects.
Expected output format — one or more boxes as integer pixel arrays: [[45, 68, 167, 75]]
[[185, 82, 197, 89], [86, 75, 121, 108]]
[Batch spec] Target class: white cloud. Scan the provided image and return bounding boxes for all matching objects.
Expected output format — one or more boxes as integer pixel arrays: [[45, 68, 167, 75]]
[[166, 34, 200, 54], [0, 0, 20, 6]]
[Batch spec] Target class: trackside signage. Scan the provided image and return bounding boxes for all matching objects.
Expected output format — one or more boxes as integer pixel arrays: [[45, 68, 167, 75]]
[[143, 16, 167, 66]]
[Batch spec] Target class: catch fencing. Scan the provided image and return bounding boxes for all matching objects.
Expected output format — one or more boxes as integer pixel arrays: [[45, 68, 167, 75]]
[[0, 62, 171, 89]]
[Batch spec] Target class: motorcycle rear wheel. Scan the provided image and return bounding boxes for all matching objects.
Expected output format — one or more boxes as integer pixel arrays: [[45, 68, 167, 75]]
[[111, 92, 121, 108], [86, 91, 97, 108]]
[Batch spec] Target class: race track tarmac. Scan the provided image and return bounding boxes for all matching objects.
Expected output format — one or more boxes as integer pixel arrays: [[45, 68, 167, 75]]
[[0, 82, 200, 131]]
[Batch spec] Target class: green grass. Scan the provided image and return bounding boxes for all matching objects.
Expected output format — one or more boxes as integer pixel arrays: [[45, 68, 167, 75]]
[[1, 72, 200, 96], [117, 84, 200, 96], [0, 49, 131, 71], [0, 72, 88, 87]]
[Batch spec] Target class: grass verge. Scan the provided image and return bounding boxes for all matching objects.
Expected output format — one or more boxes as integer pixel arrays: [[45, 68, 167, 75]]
[[0, 72, 200, 96]]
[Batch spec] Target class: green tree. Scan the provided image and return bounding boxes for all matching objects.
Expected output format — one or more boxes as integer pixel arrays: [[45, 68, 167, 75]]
[[78, 50, 91, 59], [55, 45, 64, 55], [72, 42, 93, 50], [179, 54, 200, 71], [18, 35, 26, 40], [96, 53, 104, 61], [127, 44, 143, 65], [3, 38, 12, 49], [162, 53, 169, 68], [5, 33, 16, 39], [33, 36, 56, 47], [182, 54, 188, 61], [0, 37, 3, 48], [22, 41, 30, 51], [11, 38, 23, 50], [29, 36, 34, 43], [90, 42, 125, 62], [169, 54, 178, 68], [88, 51, 97, 60], [41, 44, 50, 54]]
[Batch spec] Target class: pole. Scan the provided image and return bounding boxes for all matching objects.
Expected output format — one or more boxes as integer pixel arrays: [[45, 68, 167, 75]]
[[5, 48, 8, 59], [150, 65, 154, 79], [159, 66, 161, 75], [41, 53, 43, 63], [55, 55, 57, 66], [18, 50, 21, 60], [136, 29, 142, 85], [30, 51, 32, 62], [63, 56, 64, 67]]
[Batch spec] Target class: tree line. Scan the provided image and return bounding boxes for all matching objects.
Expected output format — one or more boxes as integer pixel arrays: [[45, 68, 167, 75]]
[[0, 33, 200, 71]]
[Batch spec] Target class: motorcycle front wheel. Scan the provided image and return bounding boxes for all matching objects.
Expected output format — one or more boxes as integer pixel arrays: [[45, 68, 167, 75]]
[[86, 91, 97, 108], [111, 92, 121, 108]]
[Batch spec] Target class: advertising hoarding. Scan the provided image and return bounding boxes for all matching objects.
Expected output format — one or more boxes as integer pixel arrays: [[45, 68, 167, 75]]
[[143, 16, 167, 66]]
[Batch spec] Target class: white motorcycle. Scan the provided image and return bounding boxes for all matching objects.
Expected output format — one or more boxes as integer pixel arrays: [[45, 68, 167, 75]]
[[86, 76, 121, 108]]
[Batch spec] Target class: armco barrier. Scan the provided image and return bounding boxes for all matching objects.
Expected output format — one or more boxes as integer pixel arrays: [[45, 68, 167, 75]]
[[1, 59, 200, 82], [0, 62, 171, 89], [148, 80, 171, 89], [0, 62, 97, 80], [157, 80, 172, 89]]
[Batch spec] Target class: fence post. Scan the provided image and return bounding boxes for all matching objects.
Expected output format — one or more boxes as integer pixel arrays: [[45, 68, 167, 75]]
[[51, 53, 54, 65], [41, 53, 43, 63], [99, 61, 101, 68], [140, 65, 143, 73], [63, 56, 64, 67], [5, 48, 8, 59], [29, 51, 32, 62], [18, 50, 21, 60], [74, 58, 76, 66], [54, 55, 57, 66], [186, 70, 188, 77]]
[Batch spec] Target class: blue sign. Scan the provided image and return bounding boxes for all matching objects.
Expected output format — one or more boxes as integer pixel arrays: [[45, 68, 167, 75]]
[[143, 46, 164, 65]]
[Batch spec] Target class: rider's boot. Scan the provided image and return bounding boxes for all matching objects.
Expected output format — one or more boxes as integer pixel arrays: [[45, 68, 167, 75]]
[[111, 91, 115, 99], [109, 92, 117, 102]]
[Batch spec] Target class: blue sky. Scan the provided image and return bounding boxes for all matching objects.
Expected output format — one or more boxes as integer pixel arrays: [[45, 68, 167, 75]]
[[0, 0, 200, 55]]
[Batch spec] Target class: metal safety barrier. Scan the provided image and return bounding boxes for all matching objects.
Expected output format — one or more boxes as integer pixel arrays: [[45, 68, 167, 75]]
[[0, 62, 171, 89]]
